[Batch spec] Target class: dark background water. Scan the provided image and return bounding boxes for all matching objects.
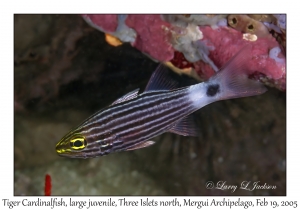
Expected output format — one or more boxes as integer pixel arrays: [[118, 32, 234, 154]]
[[14, 14, 286, 195]]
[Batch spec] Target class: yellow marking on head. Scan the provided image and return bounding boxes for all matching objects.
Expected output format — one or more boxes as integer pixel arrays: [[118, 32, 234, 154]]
[[56, 148, 71, 154], [70, 135, 87, 150]]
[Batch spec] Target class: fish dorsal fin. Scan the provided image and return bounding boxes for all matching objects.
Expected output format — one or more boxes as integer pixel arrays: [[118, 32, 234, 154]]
[[144, 64, 178, 92], [111, 88, 140, 105], [169, 115, 199, 136], [125, 141, 155, 151]]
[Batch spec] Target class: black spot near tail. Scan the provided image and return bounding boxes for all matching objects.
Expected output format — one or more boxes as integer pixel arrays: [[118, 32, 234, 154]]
[[206, 84, 220, 97]]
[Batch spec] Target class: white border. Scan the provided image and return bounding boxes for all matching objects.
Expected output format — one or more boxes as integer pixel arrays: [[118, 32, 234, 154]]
[[2, 0, 298, 209]]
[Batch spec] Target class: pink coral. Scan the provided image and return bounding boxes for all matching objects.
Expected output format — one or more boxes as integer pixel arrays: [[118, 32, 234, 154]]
[[82, 15, 118, 33], [194, 26, 285, 90], [125, 15, 175, 61], [81, 15, 286, 91]]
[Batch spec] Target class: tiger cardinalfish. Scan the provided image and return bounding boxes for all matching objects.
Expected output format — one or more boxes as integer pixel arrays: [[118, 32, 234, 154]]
[[56, 45, 267, 158]]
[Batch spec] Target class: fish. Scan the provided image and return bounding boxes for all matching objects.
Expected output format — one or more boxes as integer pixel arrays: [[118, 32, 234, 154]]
[[56, 45, 267, 158]]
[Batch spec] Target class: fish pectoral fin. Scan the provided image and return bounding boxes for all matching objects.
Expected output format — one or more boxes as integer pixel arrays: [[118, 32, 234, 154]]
[[144, 64, 179, 92], [169, 115, 199, 137], [125, 141, 155, 151], [111, 88, 140, 105]]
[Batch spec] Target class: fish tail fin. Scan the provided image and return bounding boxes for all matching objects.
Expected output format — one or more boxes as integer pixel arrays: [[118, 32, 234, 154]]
[[209, 45, 267, 100]]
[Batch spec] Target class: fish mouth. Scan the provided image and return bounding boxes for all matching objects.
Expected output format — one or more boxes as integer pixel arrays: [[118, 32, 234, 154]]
[[55, 144, 70, 156], [55, 139, 72, 156]]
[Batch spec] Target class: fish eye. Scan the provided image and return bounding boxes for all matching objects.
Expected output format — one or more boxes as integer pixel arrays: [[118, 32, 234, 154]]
[[69, 135, 87, 150]]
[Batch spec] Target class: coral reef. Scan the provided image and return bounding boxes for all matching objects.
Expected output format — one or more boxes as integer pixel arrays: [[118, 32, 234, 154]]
[[227, 15, 270, 38], [194, 26, 286, 90], [125, 15, 174, 61], [161, 14, 228, 29], [82, 15, 136, 43], [82, 14, 286, 91]]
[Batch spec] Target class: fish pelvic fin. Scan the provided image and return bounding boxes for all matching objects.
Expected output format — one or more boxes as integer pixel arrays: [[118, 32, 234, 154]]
[[208, 44, 267, 100]]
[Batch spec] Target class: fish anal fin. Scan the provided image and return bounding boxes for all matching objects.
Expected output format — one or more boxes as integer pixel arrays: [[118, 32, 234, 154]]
[[144, 64, 178, 92], [126, 141, 155, 151], [169, 115, 199, 137], [111, 88, 139, 106]]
